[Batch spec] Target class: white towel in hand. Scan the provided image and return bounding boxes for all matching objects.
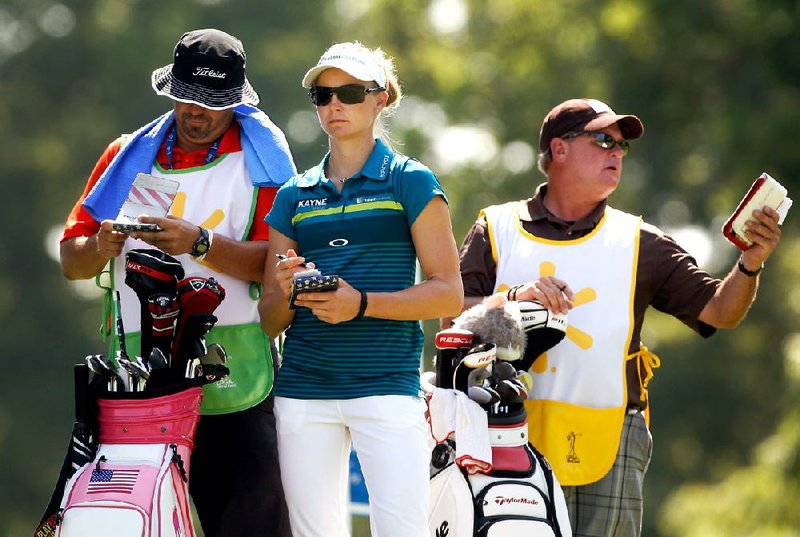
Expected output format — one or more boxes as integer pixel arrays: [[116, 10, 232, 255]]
[[428, 388, 492, 474]]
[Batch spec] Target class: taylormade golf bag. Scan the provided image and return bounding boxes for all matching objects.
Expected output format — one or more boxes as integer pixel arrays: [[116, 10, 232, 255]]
[[426, 299, 572, 537]]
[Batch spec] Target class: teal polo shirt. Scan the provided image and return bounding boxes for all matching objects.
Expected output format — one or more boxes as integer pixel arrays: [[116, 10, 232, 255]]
[[266, 140, 447, 399]]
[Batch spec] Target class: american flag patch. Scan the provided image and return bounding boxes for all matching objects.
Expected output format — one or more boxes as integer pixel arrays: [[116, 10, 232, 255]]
[[88, 468, 140, 494], [125, 185, 174, 213]]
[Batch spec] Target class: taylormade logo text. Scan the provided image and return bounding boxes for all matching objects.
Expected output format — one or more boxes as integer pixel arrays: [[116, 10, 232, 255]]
[[193, 67, 226, 79], [491, 496, 540, 506]]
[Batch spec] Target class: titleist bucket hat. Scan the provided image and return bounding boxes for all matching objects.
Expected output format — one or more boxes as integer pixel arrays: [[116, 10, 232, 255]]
[[151, 28, 259, 110]]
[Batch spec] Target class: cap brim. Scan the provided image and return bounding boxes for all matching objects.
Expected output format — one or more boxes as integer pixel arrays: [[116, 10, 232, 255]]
[[151, 64, 260, 110], [584, 113, 644, 140], [301, 62, 384, 88]]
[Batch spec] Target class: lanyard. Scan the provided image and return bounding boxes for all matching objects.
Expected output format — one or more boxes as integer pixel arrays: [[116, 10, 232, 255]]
[[165, 123, 222, 170]]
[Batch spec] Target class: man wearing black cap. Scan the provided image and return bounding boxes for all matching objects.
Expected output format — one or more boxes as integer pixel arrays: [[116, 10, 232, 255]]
[[454, 98, 782, 536], [59, 29, 295, 537]]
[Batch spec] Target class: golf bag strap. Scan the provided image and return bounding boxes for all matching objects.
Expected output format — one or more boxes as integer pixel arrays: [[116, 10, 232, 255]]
[[530, 444, 562, 537], [97, 268, 114, 343], [33, 512, 59, 537]]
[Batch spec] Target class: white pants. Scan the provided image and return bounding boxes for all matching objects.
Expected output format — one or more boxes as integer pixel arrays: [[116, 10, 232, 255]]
[[275, 395, 431, 537]]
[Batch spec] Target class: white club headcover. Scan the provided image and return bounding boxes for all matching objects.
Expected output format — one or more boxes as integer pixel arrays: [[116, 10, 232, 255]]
[[515, 299, 568, 334], [453, 343, 496, 393], [461, 342, 496, 368], [514, 299, 568, 365]]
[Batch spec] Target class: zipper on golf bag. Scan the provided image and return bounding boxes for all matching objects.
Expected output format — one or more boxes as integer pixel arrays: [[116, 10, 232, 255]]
[[56, 443, 193, 537], [476, 514, 557, 537]]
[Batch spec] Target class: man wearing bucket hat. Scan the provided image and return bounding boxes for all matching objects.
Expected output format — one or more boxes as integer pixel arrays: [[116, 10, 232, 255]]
[[453, 98, 782, 536], [60, 28, 295, 537]]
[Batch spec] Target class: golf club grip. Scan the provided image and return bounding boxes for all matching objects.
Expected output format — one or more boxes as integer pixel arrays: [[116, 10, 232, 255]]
[[74, 363, 89, 423]]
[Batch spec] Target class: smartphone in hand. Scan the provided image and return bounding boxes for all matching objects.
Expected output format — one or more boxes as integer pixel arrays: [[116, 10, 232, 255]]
[[111, 222, 162, 233]]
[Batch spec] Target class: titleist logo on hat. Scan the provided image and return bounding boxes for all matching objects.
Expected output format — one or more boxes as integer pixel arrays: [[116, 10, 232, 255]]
[[193, 67, 227, 79], [151, 28, 260, 110]]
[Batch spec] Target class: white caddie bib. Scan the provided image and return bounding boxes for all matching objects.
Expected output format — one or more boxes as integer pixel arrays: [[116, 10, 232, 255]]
[[108, 152, 273, 414], [113, 152, 259, 331], [482, 202, 640, 485]]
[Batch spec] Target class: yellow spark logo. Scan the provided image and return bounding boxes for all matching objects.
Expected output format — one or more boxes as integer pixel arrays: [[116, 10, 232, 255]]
[[171, 191, 225, 272], [500, 261, 596, 374]]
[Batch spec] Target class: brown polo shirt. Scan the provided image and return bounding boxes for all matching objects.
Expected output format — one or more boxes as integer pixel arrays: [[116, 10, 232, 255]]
[[458, 184, 721, 410]]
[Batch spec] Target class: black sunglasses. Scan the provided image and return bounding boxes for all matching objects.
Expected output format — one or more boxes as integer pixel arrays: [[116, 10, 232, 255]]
[[309, 84, 385, 106], [562, 132, 630, 156]]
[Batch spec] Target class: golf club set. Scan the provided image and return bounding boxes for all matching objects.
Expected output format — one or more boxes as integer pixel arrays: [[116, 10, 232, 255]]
[[426, 300, 569, 409], [88, 248, 231, 394], [424, 336, 532, 407]]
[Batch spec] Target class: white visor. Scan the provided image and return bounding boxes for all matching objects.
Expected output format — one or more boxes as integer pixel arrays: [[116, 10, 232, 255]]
[[302, 44, 386, 88]]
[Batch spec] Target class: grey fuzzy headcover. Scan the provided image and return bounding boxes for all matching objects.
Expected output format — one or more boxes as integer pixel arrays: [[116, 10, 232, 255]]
[[452, 302, 525, 361]]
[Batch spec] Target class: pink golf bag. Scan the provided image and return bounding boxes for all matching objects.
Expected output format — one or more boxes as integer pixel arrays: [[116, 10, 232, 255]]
[[55, 386, 203, 537], [35, 251, 228, 537]]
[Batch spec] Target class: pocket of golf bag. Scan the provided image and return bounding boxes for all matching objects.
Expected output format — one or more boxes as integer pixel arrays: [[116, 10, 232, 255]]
[[428, 462, 474, 537], [57, 443, 193, 537], [473, 480, 556, 537]]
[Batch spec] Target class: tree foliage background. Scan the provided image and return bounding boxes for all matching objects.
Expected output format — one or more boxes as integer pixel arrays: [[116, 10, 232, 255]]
[[1, 0, 799, 535]]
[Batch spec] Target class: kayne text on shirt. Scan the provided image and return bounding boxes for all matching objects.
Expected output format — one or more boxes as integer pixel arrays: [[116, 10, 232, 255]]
[[297, 198, 328, 208]]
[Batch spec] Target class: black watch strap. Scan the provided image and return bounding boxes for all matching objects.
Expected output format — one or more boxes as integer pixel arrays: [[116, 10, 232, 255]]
[[737, 257, 763, 277], [191, 227, 211, 258]]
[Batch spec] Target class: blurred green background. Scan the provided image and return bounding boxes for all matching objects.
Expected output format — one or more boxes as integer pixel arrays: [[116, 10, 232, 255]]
[[2, 0, 799, 535]]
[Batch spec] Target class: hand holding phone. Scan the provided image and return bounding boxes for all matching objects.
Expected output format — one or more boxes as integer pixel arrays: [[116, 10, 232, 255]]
[[111, 222, 162, 233]]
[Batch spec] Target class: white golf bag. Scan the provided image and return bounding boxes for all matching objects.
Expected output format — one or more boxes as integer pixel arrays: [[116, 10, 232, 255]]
[[428, 401, 571, 537], [427, 299, 572, 536], [55, 386, 202, 537]]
